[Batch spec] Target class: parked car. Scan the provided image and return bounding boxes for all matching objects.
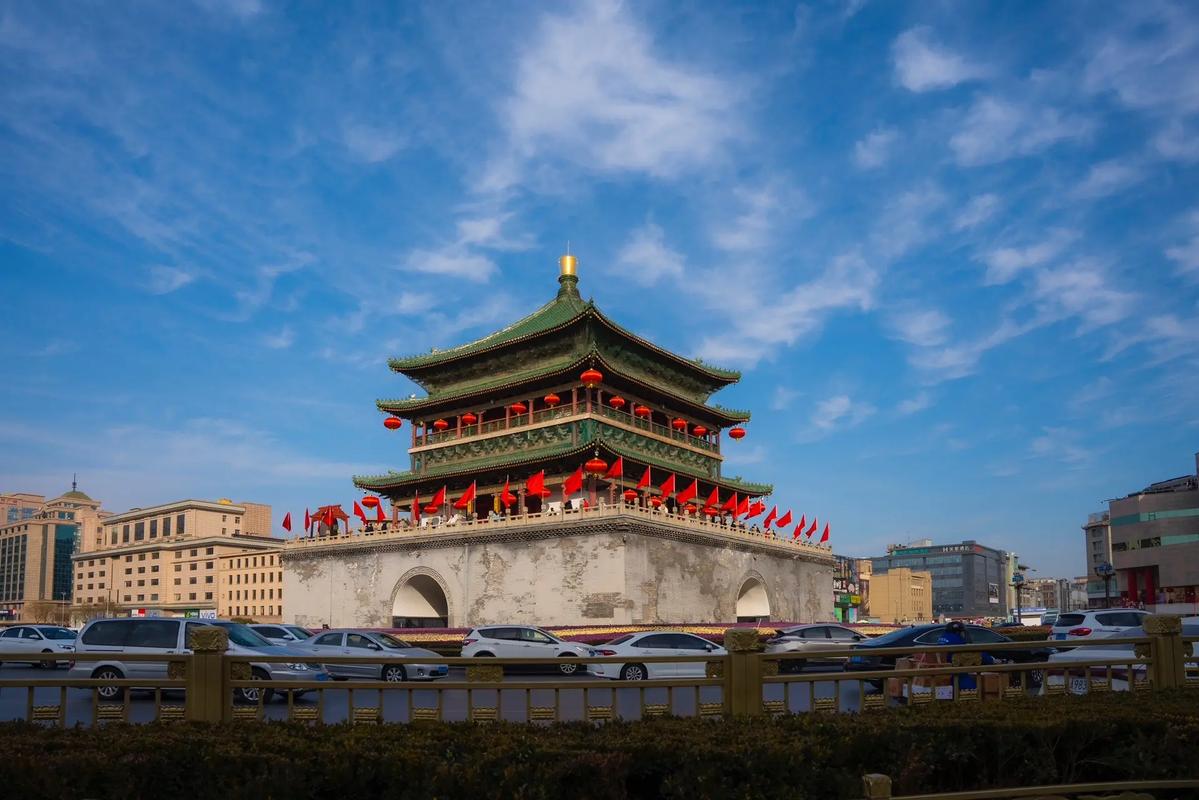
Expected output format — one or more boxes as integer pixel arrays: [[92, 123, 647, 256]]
[[764, 624, 864, 672], [0, 625, 76, 668], [590, 631, 726, 681], [249, 624, 315, 645], [68, 617, 330, 702], [1040, 610, 1059, 627], [1046, 621, 1199, 690], [1050, 609, 1150, 641], [846, 623, 1053, 689], [294, 629, 447, 681], [461, 626, 594, 675]]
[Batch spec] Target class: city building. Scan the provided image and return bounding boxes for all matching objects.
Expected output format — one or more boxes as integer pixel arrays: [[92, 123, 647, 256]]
[[1107, 452, 1199, 613], [71, 498, 281, 620], [871, 539, 1008, 619], [284, 254, 834, 628], [868, 567, 932, 624], [1, 485, 105, 621], [1, 492, 45, 524], [832, 555, 870, 622], [218, 550, 284, 622], [1081, 511, 1113, 607]]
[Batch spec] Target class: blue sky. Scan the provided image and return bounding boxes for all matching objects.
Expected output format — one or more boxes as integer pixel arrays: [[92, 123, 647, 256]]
[[1, 0, 1197, 580]]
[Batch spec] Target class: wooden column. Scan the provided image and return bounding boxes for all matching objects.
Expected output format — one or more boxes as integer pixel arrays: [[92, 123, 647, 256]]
[[527, 399, 533, 425]]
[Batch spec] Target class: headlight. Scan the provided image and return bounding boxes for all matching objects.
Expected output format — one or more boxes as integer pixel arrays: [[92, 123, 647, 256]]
[[284, 663, 309, 671], [58, 645, 75, 651]]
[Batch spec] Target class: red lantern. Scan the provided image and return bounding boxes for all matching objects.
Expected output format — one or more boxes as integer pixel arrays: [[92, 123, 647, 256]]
[[461, 412, 478, 425], [580, 368, 603, 387], [650, 497, 663, 508], [383, 416, 402, 430], [432, 419, 449, 431], [544, 393, 561, 407], [622, 489, 638, 502], [671, 418, 687, 431], [692, 425, 708, 436], [609, 396, 626, 410], [361, 496, 380, 509], [633, 405, 651, 418], [728, 427, 747, 440], [510, 401, 528, 415], [584, 457, 608, 475], [683, 504, 697, 515]]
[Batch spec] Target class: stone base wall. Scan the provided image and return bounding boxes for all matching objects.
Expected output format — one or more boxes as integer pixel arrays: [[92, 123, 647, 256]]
[[284, 526, 832, 628]]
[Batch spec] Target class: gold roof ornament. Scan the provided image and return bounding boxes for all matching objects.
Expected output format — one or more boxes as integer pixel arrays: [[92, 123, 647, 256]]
[[559, 253, 577, 277]]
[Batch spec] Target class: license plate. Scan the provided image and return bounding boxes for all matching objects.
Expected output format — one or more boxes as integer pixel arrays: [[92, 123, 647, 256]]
[[1054, 634, 1067, 640], [1069, 677, 1088, 693]]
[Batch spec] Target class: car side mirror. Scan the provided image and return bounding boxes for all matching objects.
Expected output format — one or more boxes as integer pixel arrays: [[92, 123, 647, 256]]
[[704, 644, 716, 651], [369, 643, 382, 651], [854, 635, 865, 641]]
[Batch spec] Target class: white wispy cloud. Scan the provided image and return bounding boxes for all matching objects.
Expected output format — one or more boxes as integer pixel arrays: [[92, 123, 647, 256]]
[[194, 0, 264, 19], [1030, 260, 1136, 330], [145, 265, 197, 295], [896, 392, 933, 415], [1082, 3, 1199, 115], [1153, 121, 1199, 163], [909, 318, 1037, 380], [953, 193, 1000, 230], [341, 121, 405, 163], [262, 326, 295, 349], [401, 247, 497, 281], [980, 229, 1076, 285], [887, 308, 951, 347], [892, 26, 987, 92], [950, 96, 1093, 166], [1072, 159, 1144, 199], [1165, 210, 1199, 280], [800, 394, 876, 440], [710, 182, 811, 252], [771, 386, 800, 411], [1030, 426, 1096, 466], [612, 222, 685, 286], [853, 127, 897, 169]]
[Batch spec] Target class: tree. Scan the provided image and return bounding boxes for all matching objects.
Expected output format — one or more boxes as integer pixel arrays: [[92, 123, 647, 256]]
[[22, 601, 58, 623]]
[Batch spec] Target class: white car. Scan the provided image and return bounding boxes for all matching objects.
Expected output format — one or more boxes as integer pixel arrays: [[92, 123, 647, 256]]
[[295, 629, 447, 681], [1050, 609, 1149, 642], [590, 631, 726, 681], [461, 626, 593, 675], [1046, 621, 1199, 690], [0, 625, 76, 668], [249, 624, 315, 645]]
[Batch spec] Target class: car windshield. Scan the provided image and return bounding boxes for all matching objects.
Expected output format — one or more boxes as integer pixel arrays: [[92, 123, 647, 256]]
[[863, 627, 926, 646], [286, 626, 312, 640], [605, 634, 634, 646], [536, 628, 563, 642], [39, 628, 76, 640], [375, 633, 412, 649], [212, 622, 273, 648]]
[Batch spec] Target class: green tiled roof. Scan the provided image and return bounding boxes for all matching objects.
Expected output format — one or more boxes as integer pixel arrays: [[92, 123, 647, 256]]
[[353, 434, 771, 497], [387, 276, 740, 382]]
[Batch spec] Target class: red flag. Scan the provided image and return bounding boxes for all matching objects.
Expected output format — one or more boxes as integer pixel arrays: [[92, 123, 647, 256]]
[[676, 479, 698, 505], [323, 506, 335, 528], [805, 516, 818, 538], [375, 502, 386, 522], [762, 506, 777, 529], [776, 510, 793, 528], [526, 470, 546, 497], [819, 522, 830, 544], [412, 493, 421, 523], [745, 501, 765, 519], [792, 519, 804, 539], [636, 466, 651, 490], [736, 496, 750, 516], [703, 487, 719, 508], [429, 486, 447, 508], [604, 457, 623, 479], [500, 478, 516, 508], [303, 508, 311, 531], [282, 512, 292, 532], [658, 473, 676, 498], [453, 481, 476, 510], [352, 501, 367, 523], [563, 467, 584, 498], [796, 515, 806, 536], [721, 492, 738, 512]]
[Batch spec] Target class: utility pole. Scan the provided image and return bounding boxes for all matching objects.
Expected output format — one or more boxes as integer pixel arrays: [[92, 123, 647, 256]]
[[1011, 572, 1026, 625], [1096, 561, 1115, 609]]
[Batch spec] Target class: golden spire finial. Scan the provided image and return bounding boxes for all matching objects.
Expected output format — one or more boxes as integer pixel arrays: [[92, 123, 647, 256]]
[[559, 242, 577, 277]]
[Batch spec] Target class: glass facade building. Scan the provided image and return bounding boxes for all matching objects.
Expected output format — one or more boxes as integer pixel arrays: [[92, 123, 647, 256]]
[[871, 540, 1009, 618]]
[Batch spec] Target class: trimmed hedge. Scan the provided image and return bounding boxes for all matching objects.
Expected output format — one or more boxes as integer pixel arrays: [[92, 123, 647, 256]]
[[2, 692, 1198, 799]]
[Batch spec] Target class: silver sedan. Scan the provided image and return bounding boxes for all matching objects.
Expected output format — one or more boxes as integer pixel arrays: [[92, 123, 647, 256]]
[[764, 624, 865, 672], [294, 629, 448, 681]]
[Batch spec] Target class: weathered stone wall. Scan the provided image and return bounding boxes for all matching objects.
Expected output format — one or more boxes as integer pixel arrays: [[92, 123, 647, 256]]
[[283, 528, 832, 628]]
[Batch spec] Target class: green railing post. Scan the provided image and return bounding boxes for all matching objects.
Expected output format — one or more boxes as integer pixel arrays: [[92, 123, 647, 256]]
[[185, 625, 228, 723], [1145, 614, 1185, 689], [861, 774, 892, 799], [724, 628, 763, 717]]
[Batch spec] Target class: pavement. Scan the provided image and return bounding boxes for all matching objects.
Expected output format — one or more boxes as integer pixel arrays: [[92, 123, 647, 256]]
[[0, 662, 872, 724]]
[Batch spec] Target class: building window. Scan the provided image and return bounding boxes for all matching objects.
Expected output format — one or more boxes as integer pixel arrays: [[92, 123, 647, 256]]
[[174, 564, 181, 572], [190, 549, 197, 557], [206, 547, 214, 556], [138, 554, 145, 561], [163, 517, 171, 537], [204, 592, 212, 600], [205, 561, 213, 569], [190, 564, 197, 571], [177, 514, 185, 534], [189, 577, 197, 585], [122, 524, 130, 543], [189, 593, 196, 601], [149, 519, 158, 538], [205, 576, 213, 584], [174, 579, 181, 585], [151, 565, 159, 573], [134, 521, 145, 541], [151, 594, 158, 601]]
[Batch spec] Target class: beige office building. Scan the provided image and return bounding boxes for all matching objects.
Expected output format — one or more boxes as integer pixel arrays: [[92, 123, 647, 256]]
[[72, 498, 281, 620], [1, 487, 107, 621], [218, 550, 284, 622], [869, 567, 932, 624]]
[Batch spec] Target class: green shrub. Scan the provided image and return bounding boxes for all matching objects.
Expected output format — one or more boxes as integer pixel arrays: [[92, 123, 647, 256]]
[[1, 692, 1196, 799]]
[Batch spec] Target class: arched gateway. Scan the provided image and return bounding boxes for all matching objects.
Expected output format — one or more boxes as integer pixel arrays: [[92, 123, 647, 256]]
[[391, 569, 450, 628], [736, 576, 771, 622]]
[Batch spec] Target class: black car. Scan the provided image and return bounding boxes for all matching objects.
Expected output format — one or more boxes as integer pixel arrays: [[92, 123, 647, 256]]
[[845, 624, 1052, 689]]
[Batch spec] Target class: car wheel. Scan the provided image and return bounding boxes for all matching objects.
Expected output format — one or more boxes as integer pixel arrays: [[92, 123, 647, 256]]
[[93, 667, 125, 700], [382, 664, 407, 682], [35, 649, 54, 669], [620, 664, 648, 681], [558, 657, 579, 675], [236, 669, 274, 704]]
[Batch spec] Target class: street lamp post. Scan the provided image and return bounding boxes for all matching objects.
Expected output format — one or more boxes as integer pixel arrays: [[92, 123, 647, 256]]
[[1095, 562, 1115, 609], [1011, 572, 1026, 625]]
